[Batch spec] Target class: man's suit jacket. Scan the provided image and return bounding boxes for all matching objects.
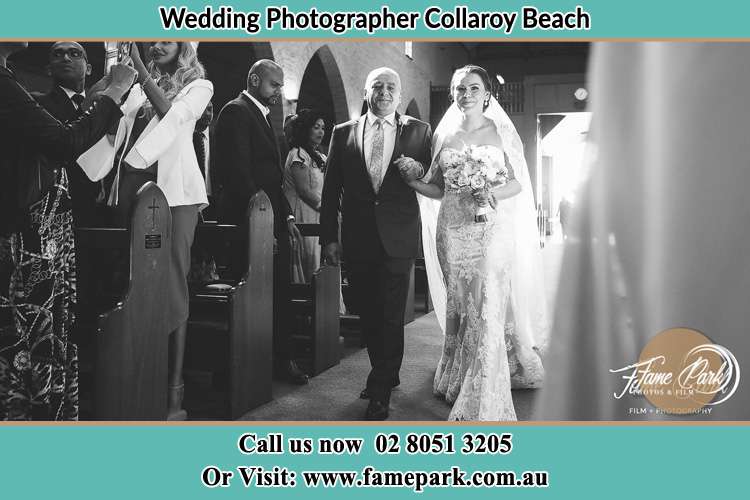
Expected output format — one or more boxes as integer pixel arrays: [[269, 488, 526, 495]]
[[0, 66, 121, 236], [213, 92, 292, 235], [33, 86, 101, 225], [320, 113, 432, 261]]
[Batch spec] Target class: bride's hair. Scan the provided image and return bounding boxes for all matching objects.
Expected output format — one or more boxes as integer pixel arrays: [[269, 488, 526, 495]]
[[141, 42, 206, 119], [450, 64, 494, 111]]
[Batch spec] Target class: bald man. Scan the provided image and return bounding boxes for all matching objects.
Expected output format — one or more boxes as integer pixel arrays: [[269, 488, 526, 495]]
[[321, 67, 432, 420], [33, 42, 102, 226], [214, 59, 309, 386]]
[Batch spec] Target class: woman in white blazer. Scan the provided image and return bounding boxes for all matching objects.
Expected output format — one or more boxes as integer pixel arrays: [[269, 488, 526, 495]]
[[78, 41, 213, 420]]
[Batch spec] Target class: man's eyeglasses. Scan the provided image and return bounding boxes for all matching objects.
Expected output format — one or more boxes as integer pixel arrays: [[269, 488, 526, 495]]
[[50, 48, 86, 60]]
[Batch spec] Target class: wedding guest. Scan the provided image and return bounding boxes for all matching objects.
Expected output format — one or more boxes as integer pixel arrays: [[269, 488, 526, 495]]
[[0, 41, 136, 420], [283, 108, 327, 283], [32, 42, 103, 226], [77, 42, 213, 419], [214, 59, 309, 385]]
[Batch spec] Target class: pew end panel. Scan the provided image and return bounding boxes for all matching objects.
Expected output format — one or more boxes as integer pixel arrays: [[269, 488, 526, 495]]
[[234, 190, 274, 417], [75, 181, 171, 420], [312, 265, 341, 375], [290, 264, 341, 376], [187, 190, 274, 419], [289, 223, 342, 376]]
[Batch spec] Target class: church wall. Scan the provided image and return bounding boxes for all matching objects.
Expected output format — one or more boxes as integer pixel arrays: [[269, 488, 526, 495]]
[[270, 41, 469, 126]]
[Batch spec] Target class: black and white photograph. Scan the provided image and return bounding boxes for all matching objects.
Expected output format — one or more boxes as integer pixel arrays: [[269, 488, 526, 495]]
[[1, 41, 747, 422]]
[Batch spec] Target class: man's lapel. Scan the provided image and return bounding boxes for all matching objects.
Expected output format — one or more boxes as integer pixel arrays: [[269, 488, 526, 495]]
[[356, 113, 408, 193], [388, 112, 404, 168], [354, 114, 378, 193], [355, 114, 366, 167], [263, 111, 281, 166], [240, 92, 280, 165], [379, 112, 405, 187], [51, 86, 78, 119], [244, 94, 275, 140]]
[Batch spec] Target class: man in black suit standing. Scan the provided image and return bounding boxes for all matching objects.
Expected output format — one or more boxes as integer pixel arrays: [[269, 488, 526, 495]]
[[33, 42, 102, 226], [321, 67, 432, 420], [214, 59, 308, 385]]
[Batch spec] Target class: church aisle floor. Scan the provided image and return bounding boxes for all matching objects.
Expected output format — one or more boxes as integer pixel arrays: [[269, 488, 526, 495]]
[[218, 239, 562, 422], [238, 310, 543, 421]]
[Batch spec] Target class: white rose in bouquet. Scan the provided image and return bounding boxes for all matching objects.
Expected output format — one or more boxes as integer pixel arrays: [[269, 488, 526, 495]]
[[457, 172, 470, 187], [470, 175, 486, 190]]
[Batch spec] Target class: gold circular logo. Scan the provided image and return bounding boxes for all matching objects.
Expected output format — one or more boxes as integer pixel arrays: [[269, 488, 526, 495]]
[[638, 328, 738, 414]]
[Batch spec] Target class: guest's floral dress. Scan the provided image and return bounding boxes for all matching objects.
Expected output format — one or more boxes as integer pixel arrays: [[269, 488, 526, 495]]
[[1, 168, 79, 420]]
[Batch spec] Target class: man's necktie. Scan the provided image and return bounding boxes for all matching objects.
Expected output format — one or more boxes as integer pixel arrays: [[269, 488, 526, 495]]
[[369, 118, 384, 193], [71, 93, 85, 115]]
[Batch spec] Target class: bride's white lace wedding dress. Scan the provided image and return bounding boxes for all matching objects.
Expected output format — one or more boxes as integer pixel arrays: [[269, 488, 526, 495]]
[[432, 144, 545, 421]]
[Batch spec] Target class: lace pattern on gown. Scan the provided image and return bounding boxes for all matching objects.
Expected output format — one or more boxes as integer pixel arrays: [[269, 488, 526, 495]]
[[432, 145, 544, 421]]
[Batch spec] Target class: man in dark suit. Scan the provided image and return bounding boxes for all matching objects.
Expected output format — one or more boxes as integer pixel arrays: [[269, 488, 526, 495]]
[[321, 67, 432, 420], [213, 59, 308, 385], [32, 42, 103, 227], [0, 43, 134, 239]]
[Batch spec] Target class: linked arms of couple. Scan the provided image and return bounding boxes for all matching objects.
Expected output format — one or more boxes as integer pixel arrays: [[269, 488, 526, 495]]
[[322, 155, 424, 266]]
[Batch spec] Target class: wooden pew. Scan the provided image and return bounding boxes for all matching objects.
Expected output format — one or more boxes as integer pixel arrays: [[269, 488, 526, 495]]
[[186, 190, 274, 419], [290, 223, 341, 376], [75, 181, 171, 420]]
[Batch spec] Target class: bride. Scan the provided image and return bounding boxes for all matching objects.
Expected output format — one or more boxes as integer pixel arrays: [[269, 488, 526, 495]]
[[406, 65, 548, 421]]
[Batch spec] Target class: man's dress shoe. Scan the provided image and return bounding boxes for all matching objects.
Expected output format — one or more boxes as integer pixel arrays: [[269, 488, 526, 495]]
[[274, 360, 309, 385], [360, 378, 400, 399], [365, 400, 389, 421]]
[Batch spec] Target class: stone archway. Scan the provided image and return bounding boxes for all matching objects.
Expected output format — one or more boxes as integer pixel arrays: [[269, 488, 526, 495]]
[[405, 98, 421, 120], [297, 45, 349, 140]]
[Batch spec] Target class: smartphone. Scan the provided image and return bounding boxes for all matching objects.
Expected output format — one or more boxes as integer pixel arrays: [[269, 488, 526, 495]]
[[117, 42, 132, 62], [104, 41, 132, 73]]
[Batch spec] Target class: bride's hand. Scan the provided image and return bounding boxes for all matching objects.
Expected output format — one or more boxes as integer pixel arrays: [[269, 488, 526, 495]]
[[406, 178, 423, 190]]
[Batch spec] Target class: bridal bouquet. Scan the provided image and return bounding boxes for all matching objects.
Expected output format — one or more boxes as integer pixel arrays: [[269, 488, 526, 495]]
[[443, 145, 509, 222]]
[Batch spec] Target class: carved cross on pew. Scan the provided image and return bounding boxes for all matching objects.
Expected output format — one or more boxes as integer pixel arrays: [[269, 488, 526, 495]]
[[148, 198, 159, 230]]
